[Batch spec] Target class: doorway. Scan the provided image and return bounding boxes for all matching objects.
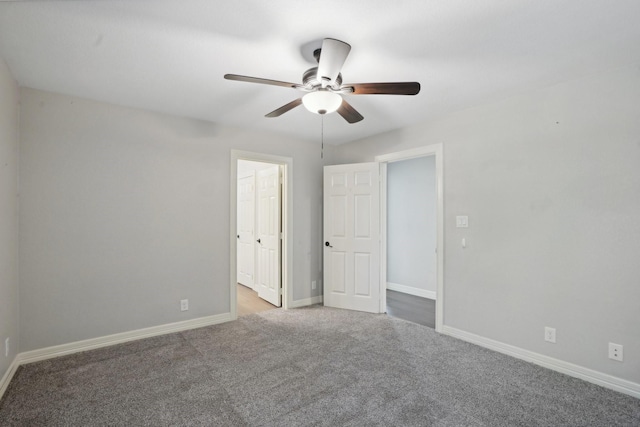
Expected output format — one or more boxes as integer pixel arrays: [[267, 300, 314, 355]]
[[230, 151, 293, 320], [384, 156, 437, 328], [322, 144, 444, 331], [377, 144, 444, 331], [236, 160, 281, 315]]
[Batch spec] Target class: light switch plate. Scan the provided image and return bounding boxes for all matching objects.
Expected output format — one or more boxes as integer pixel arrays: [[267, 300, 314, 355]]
[[456, 216, 469, 228]]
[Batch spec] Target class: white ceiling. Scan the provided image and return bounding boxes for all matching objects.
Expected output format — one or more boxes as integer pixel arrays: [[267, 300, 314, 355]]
[[1, 0, 639, 145]]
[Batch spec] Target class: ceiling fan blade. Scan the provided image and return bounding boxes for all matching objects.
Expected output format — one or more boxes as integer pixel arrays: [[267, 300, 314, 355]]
[[346, 82, 421, 95], [224, 74, 299, 89], [265, 98, 303, 118], [316, 38, 351, 85], [337, 99, 364, 124]]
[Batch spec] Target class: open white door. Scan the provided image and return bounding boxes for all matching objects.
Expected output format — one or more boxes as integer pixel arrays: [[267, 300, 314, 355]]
[[256, 165, 281, 307], [237, 173, 255, 288], [323, 162, 381, 313]]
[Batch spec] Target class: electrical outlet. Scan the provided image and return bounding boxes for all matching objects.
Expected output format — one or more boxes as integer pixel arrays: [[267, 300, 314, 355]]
[[456, 215, 469, 228], [311, 280, 317, 290], [180, 299, 189, 312], [544, 327, 556, 343], [609, 343, 623, 362], [4, 337, 9, 357]]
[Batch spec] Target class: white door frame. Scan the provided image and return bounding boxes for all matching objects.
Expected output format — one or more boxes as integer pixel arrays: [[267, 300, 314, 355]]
[[230, 150, 293, 319], [375, 144, 444, 332]]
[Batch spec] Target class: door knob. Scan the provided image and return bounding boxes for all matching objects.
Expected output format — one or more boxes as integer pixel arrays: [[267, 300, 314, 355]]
[[257, 238, 261, 244], [237, 235, 240, 239], [325, 241, 333, 248]]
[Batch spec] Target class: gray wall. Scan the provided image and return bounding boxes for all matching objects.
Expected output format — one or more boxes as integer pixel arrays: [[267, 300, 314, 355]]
[[18, 88, 324, 351], [334, 65, 640, 384], [387, 156, 436, 295], [0, 59, 19, 377]]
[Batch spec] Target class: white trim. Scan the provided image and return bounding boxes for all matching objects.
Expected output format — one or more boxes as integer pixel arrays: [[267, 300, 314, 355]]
[[230, 150, 293, 318], [289, 296, 323, 309], [434, 144, 444, 332], [387, 282, 436, 300], [0, 356, 20, 400], [379, 162, 387, 313], [375, 143, 444, 332], [17, 313, 232, 366], [442, 325, 640, 399], [376, 146, 437, 162], [0, 313, 232, 400]]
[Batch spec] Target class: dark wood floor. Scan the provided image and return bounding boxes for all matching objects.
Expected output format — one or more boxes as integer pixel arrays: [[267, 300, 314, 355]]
[[386, 289, 435, 328]]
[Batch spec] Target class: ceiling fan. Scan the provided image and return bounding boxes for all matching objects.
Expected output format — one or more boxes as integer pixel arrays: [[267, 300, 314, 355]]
[[224, 38, 420, 124]]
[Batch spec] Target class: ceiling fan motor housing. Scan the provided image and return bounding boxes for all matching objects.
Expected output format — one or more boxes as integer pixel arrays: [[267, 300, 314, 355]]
[[302, 67, 342, 90]]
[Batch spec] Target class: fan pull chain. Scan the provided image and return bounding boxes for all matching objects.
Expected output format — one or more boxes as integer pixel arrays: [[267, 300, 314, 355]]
[[321, 115, 324, 159]]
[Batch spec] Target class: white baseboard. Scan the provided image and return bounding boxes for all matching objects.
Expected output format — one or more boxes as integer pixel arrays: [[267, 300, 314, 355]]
[[0, 312, 232, 401], [0, 357, 20, 400], [387, 282, 436, 300], [289, 295, 323, 309], [16, 313, 232, 367], [442, 325, 640, 399]]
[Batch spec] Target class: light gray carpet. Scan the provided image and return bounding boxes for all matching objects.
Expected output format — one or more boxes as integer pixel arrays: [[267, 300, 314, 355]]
[[1, 306, 638, 426]]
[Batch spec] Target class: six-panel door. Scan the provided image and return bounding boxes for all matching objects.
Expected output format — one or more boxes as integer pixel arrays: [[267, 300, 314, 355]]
[[256, 165, 281, 307], [323, 163, 380, 313]]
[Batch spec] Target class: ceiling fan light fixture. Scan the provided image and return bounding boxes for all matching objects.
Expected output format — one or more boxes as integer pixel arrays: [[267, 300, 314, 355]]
[[225, 37, 419, 123], [302, 90, 342, 115]]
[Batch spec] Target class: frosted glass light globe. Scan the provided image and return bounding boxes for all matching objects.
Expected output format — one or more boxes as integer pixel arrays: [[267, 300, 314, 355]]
[[302, 90, 342, 115]]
